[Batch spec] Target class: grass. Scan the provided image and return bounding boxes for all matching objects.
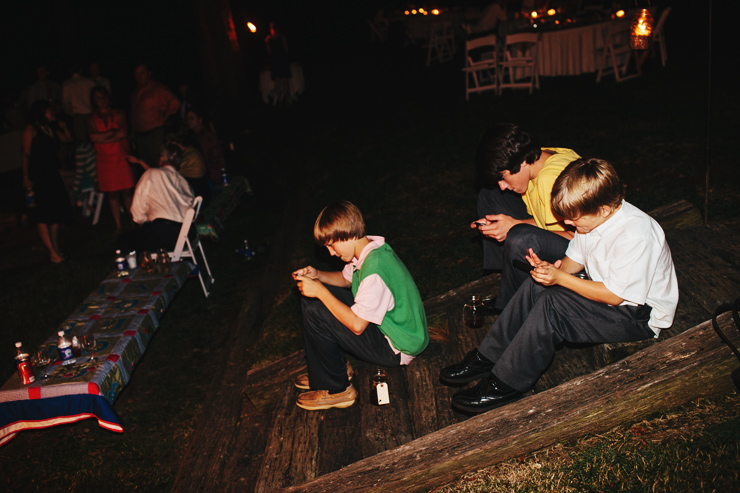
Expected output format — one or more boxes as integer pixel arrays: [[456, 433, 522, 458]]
[[2, 5, 739, 491], [430, 393, 740, 493]]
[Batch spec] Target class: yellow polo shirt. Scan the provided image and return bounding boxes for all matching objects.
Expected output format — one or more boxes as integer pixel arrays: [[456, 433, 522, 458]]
[[522, 147, 580, 231]]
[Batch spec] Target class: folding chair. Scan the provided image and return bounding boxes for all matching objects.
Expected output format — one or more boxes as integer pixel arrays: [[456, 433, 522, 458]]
[[79, 187, 105, 225], [169, 196, 214, 297], [498, 32, 540, 95], [463, 34, 499, 100], [426, 22, 456, 66], [651, 7, 671, 67], [595, 23, 638, 83]]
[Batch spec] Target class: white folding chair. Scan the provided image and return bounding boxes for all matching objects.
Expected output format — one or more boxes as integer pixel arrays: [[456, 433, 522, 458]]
[[651, 7, 671, 67], [79, 187, 105, 225], [169, 196, 214, 297], [426, 22, 456, 66], [463, 35, 499, 100], [595, 23, 638, 83], [498, 32, 540, 95]]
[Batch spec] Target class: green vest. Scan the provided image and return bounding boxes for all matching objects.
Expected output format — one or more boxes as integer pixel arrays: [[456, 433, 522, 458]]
[[351, 243, 428, 356]]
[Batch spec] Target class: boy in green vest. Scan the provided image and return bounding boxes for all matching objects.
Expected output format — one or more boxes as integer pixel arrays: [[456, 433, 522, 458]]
[[293, 201, 429, 410]]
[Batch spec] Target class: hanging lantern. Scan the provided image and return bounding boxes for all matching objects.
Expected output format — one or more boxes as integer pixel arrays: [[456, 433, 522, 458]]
[[630, 9, 654, 50]]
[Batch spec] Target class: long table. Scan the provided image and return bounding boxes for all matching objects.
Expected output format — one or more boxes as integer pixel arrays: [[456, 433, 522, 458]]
[[0, 261, 193, 447], [536, 18, 630, 77]]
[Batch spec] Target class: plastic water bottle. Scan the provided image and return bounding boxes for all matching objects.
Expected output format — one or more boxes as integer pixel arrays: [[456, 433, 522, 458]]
[[57, 331, 76, 366], [15, 342, 35, 384]]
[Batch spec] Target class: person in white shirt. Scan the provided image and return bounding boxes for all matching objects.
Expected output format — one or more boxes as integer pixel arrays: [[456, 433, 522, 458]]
[[117, 143, 194, 253], [442, 158, 679, 414]]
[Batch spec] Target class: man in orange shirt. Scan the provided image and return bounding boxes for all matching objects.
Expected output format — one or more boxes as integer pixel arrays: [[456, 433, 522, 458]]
[[130, 63, 180, 169]]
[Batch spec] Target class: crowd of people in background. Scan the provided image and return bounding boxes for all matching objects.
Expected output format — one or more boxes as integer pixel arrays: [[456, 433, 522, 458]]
[[13, 60, 232, 263]]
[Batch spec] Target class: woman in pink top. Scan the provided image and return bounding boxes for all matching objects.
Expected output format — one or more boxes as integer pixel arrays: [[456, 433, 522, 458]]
[[87, 86, 135, 230]]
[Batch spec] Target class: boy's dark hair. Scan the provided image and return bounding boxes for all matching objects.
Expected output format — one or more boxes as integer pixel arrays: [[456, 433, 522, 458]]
[[551, 158, 625, 219], [314, 201, 366, 246], [476, 123, 542, 186]]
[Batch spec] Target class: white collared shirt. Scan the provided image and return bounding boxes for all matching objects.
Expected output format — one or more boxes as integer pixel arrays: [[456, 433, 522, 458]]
[[566, 200, 679, 335], [130, 166, 194, 225]]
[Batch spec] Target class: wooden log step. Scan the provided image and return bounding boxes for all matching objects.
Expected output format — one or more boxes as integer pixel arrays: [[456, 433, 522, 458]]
[[275, 312, 740, 492]]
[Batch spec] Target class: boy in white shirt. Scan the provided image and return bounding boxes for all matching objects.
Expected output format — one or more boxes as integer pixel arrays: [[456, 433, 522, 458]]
[[442, 158, 679, 414]]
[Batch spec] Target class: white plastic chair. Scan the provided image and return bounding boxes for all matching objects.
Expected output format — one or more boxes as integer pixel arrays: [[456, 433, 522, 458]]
[[652, 7, 671, 67], [169, 196, 214, 297], [595, 23, 638, 83], [426, 22, 456, 66], [463, 35, 499, 100], [498, 32, 540, 95]]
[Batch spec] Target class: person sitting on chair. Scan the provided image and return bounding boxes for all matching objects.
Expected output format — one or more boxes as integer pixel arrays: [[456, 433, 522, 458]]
[[117, 143, 194, 253]]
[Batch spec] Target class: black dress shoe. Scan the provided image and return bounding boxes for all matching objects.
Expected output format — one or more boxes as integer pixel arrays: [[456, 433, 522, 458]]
[[440, 349, 495, 385], [451, 375, 522, 414]]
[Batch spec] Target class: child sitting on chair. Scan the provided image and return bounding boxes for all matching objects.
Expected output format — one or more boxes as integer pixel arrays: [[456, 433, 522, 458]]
[[441, 158, 679, 414], [292, 201, 428, 410]]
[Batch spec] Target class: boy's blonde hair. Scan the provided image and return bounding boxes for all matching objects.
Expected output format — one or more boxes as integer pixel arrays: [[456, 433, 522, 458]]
[[314, 201, 366, 246], [551, 158, 625, 220]]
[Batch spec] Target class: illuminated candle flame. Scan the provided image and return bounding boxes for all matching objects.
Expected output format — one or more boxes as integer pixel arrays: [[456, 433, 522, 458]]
[[531, 11, 538, 18], [247, 22, 256, 33], [431, 9, 440, 15], [547, 9, 556, 16], [616, 10, 625, 18]]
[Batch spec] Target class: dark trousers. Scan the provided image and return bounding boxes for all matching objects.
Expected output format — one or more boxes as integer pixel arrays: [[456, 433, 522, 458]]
[[302, 285, 401, 393], [478, 278, 655, 392], [116, 218, 184, 253], [477, 188, 570, 309]]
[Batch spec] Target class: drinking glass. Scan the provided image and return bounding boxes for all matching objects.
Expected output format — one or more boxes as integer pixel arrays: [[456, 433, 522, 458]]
[[33, 349, 51, 379], [81, 334, 97, 361]]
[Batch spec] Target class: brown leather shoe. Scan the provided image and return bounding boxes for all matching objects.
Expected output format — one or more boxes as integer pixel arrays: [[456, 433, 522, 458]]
[[296, 384, 357, 410], [295, 361, 354, 390]]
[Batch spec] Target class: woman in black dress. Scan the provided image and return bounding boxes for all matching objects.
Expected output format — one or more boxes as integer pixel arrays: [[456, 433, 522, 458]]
[[22, 100, 75, 263]]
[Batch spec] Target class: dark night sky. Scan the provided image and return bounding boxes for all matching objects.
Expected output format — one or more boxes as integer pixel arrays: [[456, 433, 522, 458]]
[[1, 0, 392, 106], [1, 1, 726, 110]]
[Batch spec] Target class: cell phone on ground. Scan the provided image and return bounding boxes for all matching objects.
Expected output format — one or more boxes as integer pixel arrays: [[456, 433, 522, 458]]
[[512, 259, 534, 272]]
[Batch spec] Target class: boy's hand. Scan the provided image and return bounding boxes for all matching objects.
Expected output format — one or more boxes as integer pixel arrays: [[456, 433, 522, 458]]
[[295, 275, 324, 298], [525, 249, 565, 286], [473, 214, 517, 242], [292, 266, 318, 281]]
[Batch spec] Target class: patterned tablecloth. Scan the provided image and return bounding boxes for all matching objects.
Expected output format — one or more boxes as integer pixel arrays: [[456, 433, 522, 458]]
[[0, 261, 193, 447]]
